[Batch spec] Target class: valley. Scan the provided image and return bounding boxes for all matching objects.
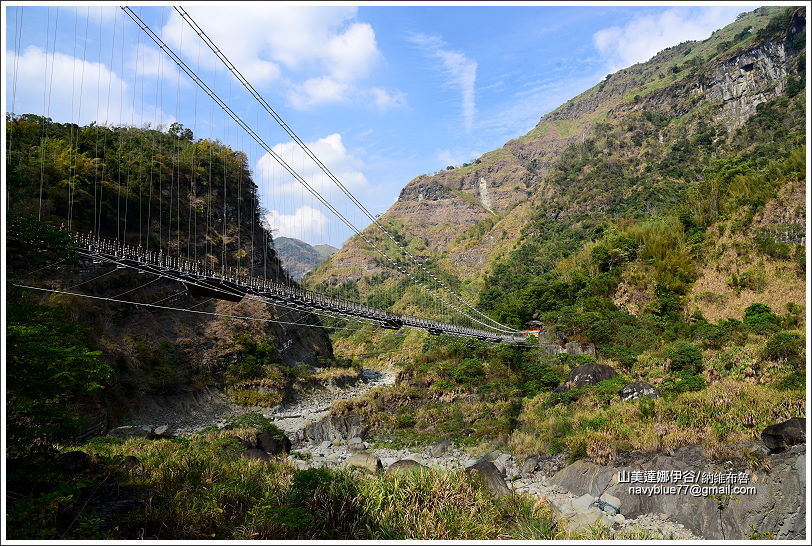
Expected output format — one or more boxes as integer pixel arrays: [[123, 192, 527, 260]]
[[4, 5, 807, 542]]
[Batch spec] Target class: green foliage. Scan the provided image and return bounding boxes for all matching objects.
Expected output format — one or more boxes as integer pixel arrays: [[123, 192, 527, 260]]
[[451, 358, 485, 384], [660, 371, 707, 395], [762, 331, 804, 368], [742, 303, 782, 334], [224, 334, 279, 386], [664, 341, 703, 374], [227, 413, 287, 439], [6, 302, 111, 458]]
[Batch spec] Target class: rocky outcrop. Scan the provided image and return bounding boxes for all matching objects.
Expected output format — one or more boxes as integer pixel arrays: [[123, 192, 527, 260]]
[[762, 417, 806, 453], [548, 443, 806, 539], [619, 381, 660, 402], [296, 414, 368, 443], [559, 363, 618, 390], [256, 432, 292, 455], [466, 460, 511, 496]]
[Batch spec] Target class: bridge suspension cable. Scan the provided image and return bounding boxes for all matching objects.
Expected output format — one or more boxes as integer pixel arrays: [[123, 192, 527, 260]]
[[172, 6, 518, 334], [120, 6, 516, 335]]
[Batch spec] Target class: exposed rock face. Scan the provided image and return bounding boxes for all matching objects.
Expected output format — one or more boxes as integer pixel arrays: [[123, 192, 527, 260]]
[[310, 7, 805, 305], [296, 414, 368, 443], [465, 460, 511, 496], [256, 432, 292, 455], [562, 363, 618, 390], [619, 381, 660, 402], [762, 417, 806, 453], [548, 443, 806, 539]]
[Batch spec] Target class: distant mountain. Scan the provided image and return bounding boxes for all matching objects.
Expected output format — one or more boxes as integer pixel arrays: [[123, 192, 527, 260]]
[[274, 237, 338, 281]]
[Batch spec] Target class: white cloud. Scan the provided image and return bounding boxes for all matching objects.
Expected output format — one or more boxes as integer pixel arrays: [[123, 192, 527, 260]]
[[368, 87, 406, 111], [255, 133, 367, 196], [6, 45, 133, 125], [593, 7, 743, 72], [264, 205, 329, 242], [289, 76, 350, 109], [162, 6, 384, 109], [410, 33, 477, 131]]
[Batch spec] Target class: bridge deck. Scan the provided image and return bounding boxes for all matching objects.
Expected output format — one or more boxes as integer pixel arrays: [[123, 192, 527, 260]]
[[71, 233, 525, 344]]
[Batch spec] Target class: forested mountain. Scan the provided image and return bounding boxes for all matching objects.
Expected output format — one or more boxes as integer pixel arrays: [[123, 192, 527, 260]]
[[273, 236, 338, 280]]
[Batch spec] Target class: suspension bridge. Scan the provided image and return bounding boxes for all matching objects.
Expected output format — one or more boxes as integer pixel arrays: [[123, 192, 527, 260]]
[[6, 5, 529, 345]]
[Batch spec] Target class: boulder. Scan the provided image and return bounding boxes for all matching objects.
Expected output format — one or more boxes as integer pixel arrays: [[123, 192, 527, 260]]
[[565, 363, 617, 389], [256, 432, 291, 455], [619, 381, 660, 402], [297, 414, 367, 443], [120, 455, 141, 472], [465, 460, 511, 496], [107, 425, 153, 440], [347, 437, 365, 452], [345, 453, 382, 473], [572, 493, 596, 511], [59, 451, 92, 473], [521, 455, 539, 476], [598, 492, 622, 515], [430, 439, 453, 457], [493, 453, 512, 475], [242, 447, 271, 461], [385, 459, 426, 475], [152, 425, 172, 438], [548, 443, 806, 539], [762, 418, 806, 453]]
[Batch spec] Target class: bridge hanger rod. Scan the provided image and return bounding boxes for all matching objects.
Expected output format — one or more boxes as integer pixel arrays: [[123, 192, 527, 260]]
[[174, 6, 518, 334], [120, 6, 514, 335]]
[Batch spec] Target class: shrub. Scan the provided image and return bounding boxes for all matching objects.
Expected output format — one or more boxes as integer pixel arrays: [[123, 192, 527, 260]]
[[451, 358, 485, 384], [661, 372, 707, 395], [664, 341, 703, 374], [227, 413, 286, 438], [743, 303, 782, 334], [762, 331, 804, 368]]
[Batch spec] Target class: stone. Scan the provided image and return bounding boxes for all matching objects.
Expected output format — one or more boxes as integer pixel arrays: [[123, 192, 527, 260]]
[[598, 493, 622, 515], [320, 440, 332, 450], [345, 453, 382, 473], [618, 381, 660, 402], [465, 460, 511, 496], [256, 432, 292, 455], [762, 417, 806, 453], [564, 363, 617, 389], [521, 455, 540, 476], [152, 425, 171, 438], [430, 440, 453, 457], [297, 414, 368, 443], [293, 460, 310, 471], [242, 448, 270, 461], [107, 425, 153, 440], [385, 459, 426, 475], [59, 451, 92, 473], [120, 455, 141, 472], [348, 436, 363, 445], [493, 453, 512, 475], [572, 493, 596, 511]]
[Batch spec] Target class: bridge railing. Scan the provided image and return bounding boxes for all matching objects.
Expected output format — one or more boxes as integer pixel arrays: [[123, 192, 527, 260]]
[[70, 232, 525, 343]]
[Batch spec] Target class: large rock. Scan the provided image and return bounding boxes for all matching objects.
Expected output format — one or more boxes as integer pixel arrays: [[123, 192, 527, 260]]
[[430, 439, 453, 457], [564, 363, 617, 389], [242, 447, 270, 461], [465, 460, 511, 496], [107, 425, 153, 440], [762, 418, 806, 453], [385, 459, 426, 475], [345, 453, 382, 473], [59, 451, 92, 473], [256, 432, 291, 455], [619, 381, 659, 402], [548, 443, 806, 539], [297, 414, 367, 443]]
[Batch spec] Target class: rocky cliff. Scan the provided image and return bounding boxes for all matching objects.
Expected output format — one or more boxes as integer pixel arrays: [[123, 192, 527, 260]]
[[309, 6, 805, 304]]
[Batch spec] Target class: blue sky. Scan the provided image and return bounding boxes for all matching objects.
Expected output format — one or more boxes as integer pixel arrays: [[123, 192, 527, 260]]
[[5, 3, 751, 247]]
